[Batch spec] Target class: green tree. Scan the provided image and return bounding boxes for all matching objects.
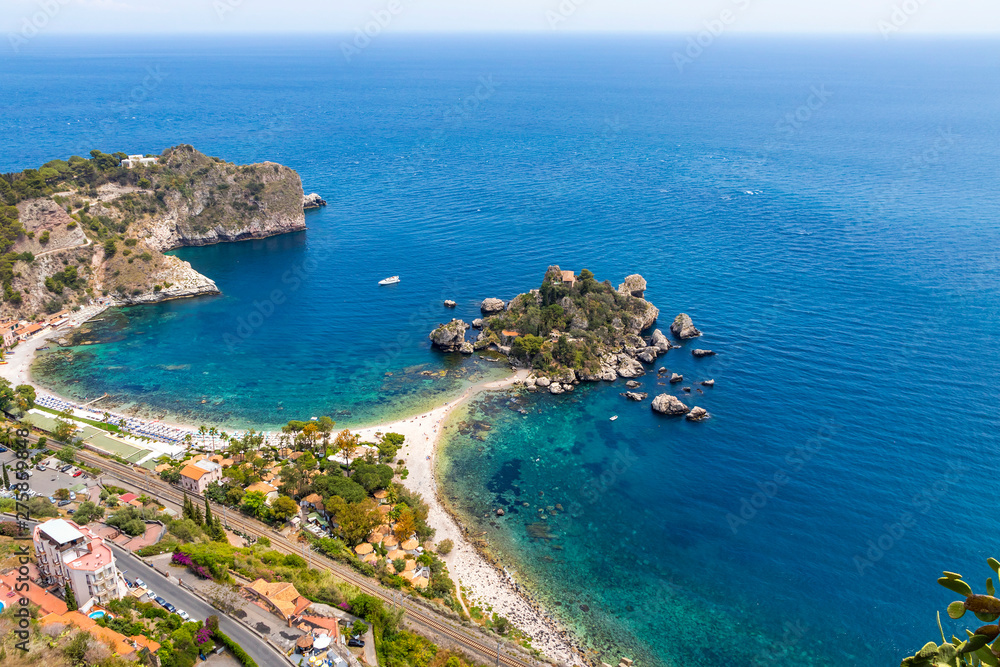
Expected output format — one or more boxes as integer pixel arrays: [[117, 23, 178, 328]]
[[350, 461, 394, 493], [54, 420, 77, 443], [436, 539, 454, 555], [240, 490, 269, 520], [54, 488, 70, 501], [326, 497, 379, 546], [1, 463, 8, 489], [378, 433, 405, 462], [271, 495, 299, 522], [335, 429, 360, 467], [103, 238, 116, 257], [64, 583, 77, 611], [204, 496, 214, 527]]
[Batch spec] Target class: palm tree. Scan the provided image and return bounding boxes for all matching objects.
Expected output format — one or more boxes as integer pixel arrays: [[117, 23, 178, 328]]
[[208, 426, 218, 452]]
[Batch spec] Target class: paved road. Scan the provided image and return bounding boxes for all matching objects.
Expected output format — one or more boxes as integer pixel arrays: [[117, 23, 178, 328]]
[[110, 545, 289, 667]]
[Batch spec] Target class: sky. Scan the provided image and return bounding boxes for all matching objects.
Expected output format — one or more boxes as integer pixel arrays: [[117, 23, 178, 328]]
[[2, 0, 999, 35]]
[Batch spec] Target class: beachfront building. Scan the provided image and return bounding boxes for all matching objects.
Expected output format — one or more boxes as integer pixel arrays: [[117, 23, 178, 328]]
[[178, 459, 222, 494], [0, 320, 17, 348], [246, 481, 279, 505], [121, 154, 159, 168], [14, 322, 45, 341], [33, 519, 126, 608]]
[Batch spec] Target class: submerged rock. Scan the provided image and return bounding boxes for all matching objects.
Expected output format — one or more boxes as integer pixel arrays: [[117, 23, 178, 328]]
[[700, 379, 716, 387], [670, 313, 702, 339], [692, 349, 716, 358], [623, 391, 648, 402], [625, 380, 642, 389], [651, 394, 690, 416], [687, 406, 710, 421]]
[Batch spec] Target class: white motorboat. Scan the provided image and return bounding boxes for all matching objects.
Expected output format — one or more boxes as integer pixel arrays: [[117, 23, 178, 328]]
[[610, 415, 618, 421], [378, 276, 400, 285]]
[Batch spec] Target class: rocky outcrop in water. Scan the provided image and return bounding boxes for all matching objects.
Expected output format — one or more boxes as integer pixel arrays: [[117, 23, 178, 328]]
[[687, 406, 710, 421], [617, 274, 647, 298], [670, 313, 702, 339], [481, 298, 505, 315], [692, 349, 716, 358], [303, 192, 327, 209], [652, 394, 690, 416], [623, 391, 648, 402], [429, 319, 469, 353], [670, 373, 683, 383], [444, 300, 457, 308]]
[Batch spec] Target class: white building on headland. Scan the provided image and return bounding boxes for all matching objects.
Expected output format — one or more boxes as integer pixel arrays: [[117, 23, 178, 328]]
[[33, 519, 126, 608], [121, 154, 158, 168]]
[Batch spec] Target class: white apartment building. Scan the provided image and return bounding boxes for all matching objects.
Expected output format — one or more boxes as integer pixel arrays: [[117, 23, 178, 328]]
[[33, 519, 126, 608]]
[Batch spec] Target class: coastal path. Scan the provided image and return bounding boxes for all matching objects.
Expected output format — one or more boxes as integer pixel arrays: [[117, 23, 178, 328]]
[[74, 450, 558, 667]]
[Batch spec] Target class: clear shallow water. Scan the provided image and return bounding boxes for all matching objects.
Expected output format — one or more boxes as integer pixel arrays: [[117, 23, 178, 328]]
[[3, 35, 1000, 667]]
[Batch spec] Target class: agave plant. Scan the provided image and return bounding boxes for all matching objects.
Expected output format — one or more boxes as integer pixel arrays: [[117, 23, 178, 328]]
[[902, 559, 1000, 666]]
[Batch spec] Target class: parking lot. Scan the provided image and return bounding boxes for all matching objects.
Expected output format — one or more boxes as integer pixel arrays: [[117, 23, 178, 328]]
[[0, 449, 99, 507]]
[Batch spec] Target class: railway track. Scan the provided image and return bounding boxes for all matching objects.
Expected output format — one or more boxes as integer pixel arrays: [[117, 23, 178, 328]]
[[76, 451, 553, 667]]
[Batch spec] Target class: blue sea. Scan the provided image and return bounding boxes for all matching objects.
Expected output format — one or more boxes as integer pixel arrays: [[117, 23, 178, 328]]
[[3, 35, 1000, 667]]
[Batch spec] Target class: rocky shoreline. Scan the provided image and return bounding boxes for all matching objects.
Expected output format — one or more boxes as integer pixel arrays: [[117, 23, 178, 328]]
[[429, 268, 717, 419]]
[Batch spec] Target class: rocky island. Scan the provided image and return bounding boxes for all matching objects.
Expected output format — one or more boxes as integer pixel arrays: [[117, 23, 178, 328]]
[[0, 145, 312, 319], [431, 265, 691, 382]]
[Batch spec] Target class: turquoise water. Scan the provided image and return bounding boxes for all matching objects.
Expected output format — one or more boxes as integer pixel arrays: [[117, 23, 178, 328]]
[[4, 35, 1000, 667]]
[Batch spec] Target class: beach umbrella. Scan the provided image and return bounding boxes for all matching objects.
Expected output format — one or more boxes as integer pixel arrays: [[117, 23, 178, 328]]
[[401, 538, 419, 551], [382, 536, 398, 547], [354, 543, 373, 555]]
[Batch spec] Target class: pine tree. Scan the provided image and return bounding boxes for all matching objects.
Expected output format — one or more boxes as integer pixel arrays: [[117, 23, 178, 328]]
[[64, 583, 77, 611], [1, 463, 8, 489], [211, 518, 227, 543], [193, 504, 204, 526], [182, 493, 192, 521], [204, 496, 214, 527]]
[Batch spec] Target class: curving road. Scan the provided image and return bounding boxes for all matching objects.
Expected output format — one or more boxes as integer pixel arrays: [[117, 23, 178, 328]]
[[110, 544, 288, 666]]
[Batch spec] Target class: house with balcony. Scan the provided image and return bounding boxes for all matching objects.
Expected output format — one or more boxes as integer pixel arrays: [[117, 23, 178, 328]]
[[33, 519, 126, 609]]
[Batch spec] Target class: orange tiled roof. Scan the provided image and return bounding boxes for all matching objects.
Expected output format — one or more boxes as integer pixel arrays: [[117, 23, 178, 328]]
[[40, 611, 149, 657], [247, 579, 311, 618], [303, 493, 322, 504], [179, 464, 209, 480], [0, 572, 67, 616]]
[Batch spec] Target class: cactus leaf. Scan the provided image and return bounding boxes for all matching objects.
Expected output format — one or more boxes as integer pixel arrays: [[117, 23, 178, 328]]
[[967, 595, 1000, 615], [976, 646, 999, 666], [943, 571, 964, 580], [959, 633, 991, 653], [976, 612, 1000, 623], [948, 602, 967, 619], [938, 577, 973, 597], [989, 577, 996, 597], [988, 558, 1000, 574]]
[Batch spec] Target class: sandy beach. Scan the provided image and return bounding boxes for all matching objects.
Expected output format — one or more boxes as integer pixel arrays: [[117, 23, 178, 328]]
[[4, 319, 583, 665], [353, 370, 585, 666]]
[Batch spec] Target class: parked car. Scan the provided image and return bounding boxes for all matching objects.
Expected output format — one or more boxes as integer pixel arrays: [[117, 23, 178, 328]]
[[176, 610, 190, 621], [72, 470, 83, 478], [67, 509, 75, 514], [36, 464, 46, 471], [15, 472, 28, 481], [135, 579, 146, 589], [57, 500, 72, 507], [0, 446, 8, 453], [163, 602, 177, 613], [59, 465, 72, 473], [154, 596, 167, 607], [348, 637, 366, 648]]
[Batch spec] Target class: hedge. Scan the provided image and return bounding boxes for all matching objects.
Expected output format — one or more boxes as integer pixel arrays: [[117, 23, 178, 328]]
[[213, 629, 260, 667]]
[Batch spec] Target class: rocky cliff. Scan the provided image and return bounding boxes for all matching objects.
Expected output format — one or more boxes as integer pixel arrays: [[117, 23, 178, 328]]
[[0, 145, 309, 320]]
